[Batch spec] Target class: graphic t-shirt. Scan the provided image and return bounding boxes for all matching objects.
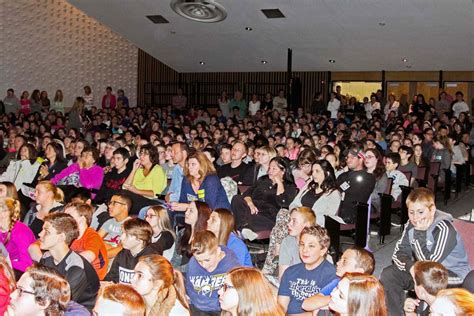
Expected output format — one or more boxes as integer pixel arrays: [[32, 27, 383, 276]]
[[278, 260, 337, 314], [186, 247, 240, 312], [101, 217, 131, 247]]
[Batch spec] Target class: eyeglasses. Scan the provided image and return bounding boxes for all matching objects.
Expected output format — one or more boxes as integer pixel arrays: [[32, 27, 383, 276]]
[[17, 287, 35, 297], [108, 200, 126, 206], [222, 283, 235, 292]]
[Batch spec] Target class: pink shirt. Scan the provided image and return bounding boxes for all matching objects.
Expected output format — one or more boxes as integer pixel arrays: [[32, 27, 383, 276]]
[[0, 221, 35, 272]]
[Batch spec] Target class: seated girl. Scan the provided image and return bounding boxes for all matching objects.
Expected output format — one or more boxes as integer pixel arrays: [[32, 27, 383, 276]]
[[144, 205, 176, 260], [207, 208, 252, 267]]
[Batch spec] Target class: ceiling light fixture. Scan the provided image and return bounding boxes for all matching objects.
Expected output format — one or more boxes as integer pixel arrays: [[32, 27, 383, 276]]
[[199, 61, 205, 65], [329, 59, 336, 63], [261, 60, 268, 64], [402, 58, 408, 63], [245, 26, 253, 31]]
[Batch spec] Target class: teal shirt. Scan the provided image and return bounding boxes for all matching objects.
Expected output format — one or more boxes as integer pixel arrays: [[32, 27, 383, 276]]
[[228, 99, 247, 118]]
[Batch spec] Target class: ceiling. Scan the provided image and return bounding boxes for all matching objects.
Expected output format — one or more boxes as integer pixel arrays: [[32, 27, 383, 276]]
[[68, 0, 474, 73]]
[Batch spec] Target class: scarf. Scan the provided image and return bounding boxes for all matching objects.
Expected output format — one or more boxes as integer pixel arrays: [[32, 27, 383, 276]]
[[149, 286, 177, 316]]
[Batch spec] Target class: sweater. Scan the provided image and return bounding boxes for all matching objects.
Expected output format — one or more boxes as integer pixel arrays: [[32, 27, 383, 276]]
[[179, 174, 231, 210], [0, 221, 35, 272], [52, 163, 104, 191]]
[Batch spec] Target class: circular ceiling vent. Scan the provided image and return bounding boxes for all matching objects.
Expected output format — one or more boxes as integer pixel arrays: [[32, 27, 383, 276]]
[[170, 0, 227, 23]]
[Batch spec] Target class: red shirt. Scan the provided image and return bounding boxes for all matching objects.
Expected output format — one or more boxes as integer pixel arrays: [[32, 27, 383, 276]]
[[71, 227, 109, 280]]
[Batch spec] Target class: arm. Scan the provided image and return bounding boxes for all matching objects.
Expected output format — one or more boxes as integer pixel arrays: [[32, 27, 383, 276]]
[[105, 244, 123, 259], [51, 163, 77, 184], [277, 296, 290, 314], [392, 225, 416, 272], [302, 294, 331, 312], [104, 252, 120, 283]]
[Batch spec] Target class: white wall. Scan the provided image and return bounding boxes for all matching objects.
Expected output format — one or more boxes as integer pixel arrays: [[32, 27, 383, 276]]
[[0, 0, 138, 108]]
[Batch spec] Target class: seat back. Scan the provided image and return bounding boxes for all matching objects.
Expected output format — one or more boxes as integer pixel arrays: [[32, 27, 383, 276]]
[[429, 161, 441, 177], [402, 171, 412, 185], [384, 177, 394, 195], [452, 219, 474, 268], [416, 166, 428, 181]]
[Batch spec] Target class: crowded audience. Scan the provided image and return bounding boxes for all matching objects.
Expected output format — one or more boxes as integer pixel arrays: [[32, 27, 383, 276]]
[[0, 84, 473, 315]]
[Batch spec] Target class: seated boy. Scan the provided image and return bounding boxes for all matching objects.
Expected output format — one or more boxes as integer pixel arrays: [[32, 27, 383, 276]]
[[380, 188, 471, 315], [70, 187, 110, 231], [301, 246, 375, 314], [38, 213, 100, 311], [98, 193, 132, 259], [104, 218, 162, 284], [404, 261, 448, 316], [65, 202, 109, 280], [186, 230, 240, 315], [385, 152, 409, 201], [278, 225, 337, 315]]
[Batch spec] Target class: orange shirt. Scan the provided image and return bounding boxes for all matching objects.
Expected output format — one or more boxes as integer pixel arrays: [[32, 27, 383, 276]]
[[71, 227, 109, 280]]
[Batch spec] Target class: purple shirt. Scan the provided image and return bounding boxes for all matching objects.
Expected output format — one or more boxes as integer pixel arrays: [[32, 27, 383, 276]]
[[0, 221, 35, 272], [52, 163, 104, 191]]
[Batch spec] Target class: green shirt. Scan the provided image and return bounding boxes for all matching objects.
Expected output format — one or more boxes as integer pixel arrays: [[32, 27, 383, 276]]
[[132, 165, 167, 195]]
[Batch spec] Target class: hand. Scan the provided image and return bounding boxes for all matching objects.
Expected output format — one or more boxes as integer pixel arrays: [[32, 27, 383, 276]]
[[414, 218, 432, 231], [133, 160, 142, 170], [403, 298, 419, 313], [248, 202, 259, 215], [104, 166, 112, 173], [171, 202, 188, 212]]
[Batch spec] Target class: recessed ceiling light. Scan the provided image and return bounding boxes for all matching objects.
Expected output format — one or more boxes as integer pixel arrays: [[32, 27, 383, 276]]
[[261, 60, 268, 64], [402, 58, 408, 63], [329, 59, 336, 63], [379, 21, 386, 26], [199, 61, 205, 65], [245, 26, 253, 31]]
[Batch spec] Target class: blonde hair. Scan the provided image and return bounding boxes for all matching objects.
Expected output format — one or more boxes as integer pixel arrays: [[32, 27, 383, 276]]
[[98, 284, 145, 316], [223, 267, 284, 316], [344, 273, 388, 316], [184, 151, 216, 182], [0, 197, 21, 233], [435, 288, 474, 315], [290, 206, 316, 225], [37, 180, 64, 203], [406, 187, 435, 209], [138, 255, 189, 314], [147, 205, 175, 239]]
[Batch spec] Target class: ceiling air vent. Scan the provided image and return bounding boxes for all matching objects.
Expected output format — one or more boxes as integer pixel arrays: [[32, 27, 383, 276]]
[[146, 15, 170, 24], [261, 8, 285, 19], [170, 0, 227, 23]]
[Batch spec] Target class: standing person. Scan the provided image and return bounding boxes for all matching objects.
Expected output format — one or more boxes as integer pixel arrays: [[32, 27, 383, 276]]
[[452, 91, 470, 118], [186, 231, 240, 315], [117, 89, 129, 108], [83, 85, 94, 110], [311, 92, 326, 115], [273, 89, 288, 114], [248, 94, 261, 116], [218, 90, 230, 118], [228, 91, 246, 119], [207, 208, 252, 267], [172, 88, 187, 115], [52, 89, 65, 113], [30, 89, 42, 114], [327, 92, 341, 119], [40, 91, 50, 112], [0, 197, 35, 278], [3, 88, 20, 115], [67, 97, 85, 131], [38, 213, 100, 310], [101, 86, 117, 110], [261, 92, 273, 111], [380, 188, 471, 315], [20, 90, 31, 115], [218, 267, 284, 316], [131, 254, 190, 315], [277, 226, 337, 315]]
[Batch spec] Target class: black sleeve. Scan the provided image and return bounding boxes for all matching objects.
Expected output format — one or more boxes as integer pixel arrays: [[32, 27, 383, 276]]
[[104, 251, 121, 283]]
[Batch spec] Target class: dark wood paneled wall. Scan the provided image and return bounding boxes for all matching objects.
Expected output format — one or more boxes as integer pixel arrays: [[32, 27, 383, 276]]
[[137, 49, 328, 109]]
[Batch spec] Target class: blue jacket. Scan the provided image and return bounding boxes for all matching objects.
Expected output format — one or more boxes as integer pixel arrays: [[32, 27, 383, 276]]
[[179, 174, 231, 210], [227, 232, 252, 267]]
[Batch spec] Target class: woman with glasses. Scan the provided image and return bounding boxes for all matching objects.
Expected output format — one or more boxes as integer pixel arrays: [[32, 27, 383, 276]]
[[218, 267, 284, 316], [8, 264, 71, 316], [145, 205, 176, 261], [131, 254, 190, 316], [231, 157, 297, 240], [122, 144, 167, 215]]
